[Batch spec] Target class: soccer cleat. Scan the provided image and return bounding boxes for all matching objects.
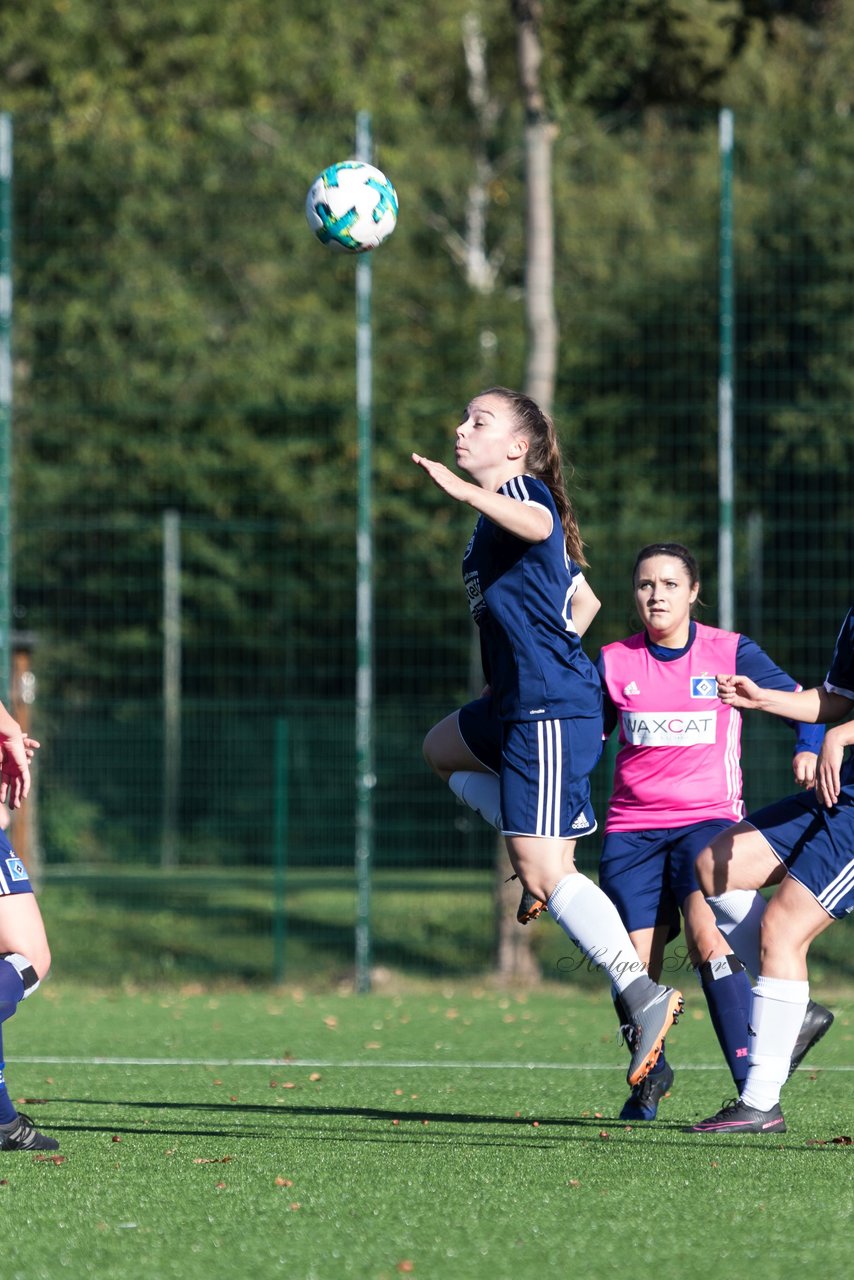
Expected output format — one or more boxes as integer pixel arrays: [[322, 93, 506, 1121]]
[[787, 999, 834, 1080], [624, 985, 684, 1086], [687, 1098, 786, 1134], [619, 1060, 675, 1121], [517, 887, 547, 925], [0, 1112, 60, 1152]]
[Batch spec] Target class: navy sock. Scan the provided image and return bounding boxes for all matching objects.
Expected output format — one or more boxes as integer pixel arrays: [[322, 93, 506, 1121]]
[[0, 954, 29, 1126], [697, 955, 752, 1090], [0, 1029, 17, 1124]]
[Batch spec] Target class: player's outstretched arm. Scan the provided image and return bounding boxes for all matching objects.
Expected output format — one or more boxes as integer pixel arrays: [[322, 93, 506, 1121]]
[[716, 676, 851, 724], [411, 454, 552, 543]]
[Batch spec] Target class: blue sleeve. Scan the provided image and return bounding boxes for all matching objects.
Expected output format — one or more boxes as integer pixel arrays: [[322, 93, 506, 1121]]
[[596, 652, 618, 738], [825, 607, 854, 698], [735, 635, 825, 755]]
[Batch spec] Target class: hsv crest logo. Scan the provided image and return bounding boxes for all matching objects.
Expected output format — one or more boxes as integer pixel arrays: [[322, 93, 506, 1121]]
[[691, 674, 718, 698]]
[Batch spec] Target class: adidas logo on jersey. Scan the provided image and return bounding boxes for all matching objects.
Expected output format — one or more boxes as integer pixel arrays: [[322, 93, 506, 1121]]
[[623, 681, 641, 696], [571, 813, 590, 830]]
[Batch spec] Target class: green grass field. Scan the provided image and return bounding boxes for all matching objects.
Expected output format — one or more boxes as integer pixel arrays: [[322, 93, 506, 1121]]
[[3, 980, 852, 1280]]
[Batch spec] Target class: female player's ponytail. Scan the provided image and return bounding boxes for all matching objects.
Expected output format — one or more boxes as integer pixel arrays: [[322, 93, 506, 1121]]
[[483, 387, 587, 567]]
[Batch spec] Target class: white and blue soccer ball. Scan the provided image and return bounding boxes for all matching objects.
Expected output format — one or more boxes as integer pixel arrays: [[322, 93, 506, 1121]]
[[305, 160, 398, 254]]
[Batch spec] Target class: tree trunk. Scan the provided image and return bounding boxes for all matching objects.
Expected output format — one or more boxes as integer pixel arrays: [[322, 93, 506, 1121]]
[[513, 0, 558, 412], [491, 0, 559, 981]]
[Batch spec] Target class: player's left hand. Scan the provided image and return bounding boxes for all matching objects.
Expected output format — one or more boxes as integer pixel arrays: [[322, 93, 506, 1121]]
[[792, 750, 817, 790]]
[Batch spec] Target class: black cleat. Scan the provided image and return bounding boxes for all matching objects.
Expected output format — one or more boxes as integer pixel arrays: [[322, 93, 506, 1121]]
[[620, 1060, 675, 1121], [517, 887, 547, 925], [787, 999, 834, 1080], [0, 1112, 60, 1152], [687, 1098, 786, 1134], [623, 985, 684, 1086]]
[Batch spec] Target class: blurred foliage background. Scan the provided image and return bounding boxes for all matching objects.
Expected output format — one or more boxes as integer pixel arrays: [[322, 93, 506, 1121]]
[[0, 0, 852, 980]]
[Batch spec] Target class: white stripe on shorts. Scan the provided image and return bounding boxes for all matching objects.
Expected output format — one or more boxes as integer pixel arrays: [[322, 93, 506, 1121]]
[[818, 855, 854, 914], [536, 719, 562, 837]]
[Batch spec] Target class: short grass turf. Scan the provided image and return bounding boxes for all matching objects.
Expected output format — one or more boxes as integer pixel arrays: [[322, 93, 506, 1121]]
[[3, 982, 852, 1280]]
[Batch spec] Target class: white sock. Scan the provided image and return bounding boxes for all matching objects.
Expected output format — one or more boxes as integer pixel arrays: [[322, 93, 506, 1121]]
[[448, 771, 502, 831], [547, 874, 650, 994], [707, 889, 766, 980], [741, 975, 809, 1112]]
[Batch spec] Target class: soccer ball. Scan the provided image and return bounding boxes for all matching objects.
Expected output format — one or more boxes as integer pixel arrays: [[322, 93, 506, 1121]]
[[305, 160, 398, 254]]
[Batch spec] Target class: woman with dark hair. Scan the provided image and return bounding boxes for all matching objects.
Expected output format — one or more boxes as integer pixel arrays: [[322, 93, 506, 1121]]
[[596, 542, 831, 1121], [414, 390, 684, 1087]]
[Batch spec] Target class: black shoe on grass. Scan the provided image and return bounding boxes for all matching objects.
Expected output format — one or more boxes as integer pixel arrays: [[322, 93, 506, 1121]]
[[620, 1060, 675, 1121], [0, 1113, 60, 1152], [687, 1098, 786, 1134], [787, 999, 834, 1079]]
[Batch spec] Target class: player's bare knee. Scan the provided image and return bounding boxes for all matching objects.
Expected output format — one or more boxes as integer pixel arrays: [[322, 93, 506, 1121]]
[[1, 949, 46, 996], [686, 918, 728, 967], [422, 728, 447, 779], [694, 845, 716, 896]]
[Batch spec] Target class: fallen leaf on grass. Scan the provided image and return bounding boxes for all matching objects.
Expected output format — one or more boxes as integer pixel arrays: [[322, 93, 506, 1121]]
[[111, 1136, 122, 1143], [17, 1098, 50, 1106], [32, 1155, 65, 1165], [309, 1072, 321, 1082], [289, 1202, 301, 1211], [193, 1156, 233, 1165], [397, 1262, 415, 1273], [598, 1130, 610, 1140], [275, 1177, 294, 1188], [215, 1182, 227, 1190], [567, 1180, 581, 1189]]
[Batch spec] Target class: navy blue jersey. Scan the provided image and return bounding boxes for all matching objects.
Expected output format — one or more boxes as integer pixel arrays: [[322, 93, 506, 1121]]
[[824, 605, 854, 789], [599, 622, 825, 759], [462, 474, 602, 723]]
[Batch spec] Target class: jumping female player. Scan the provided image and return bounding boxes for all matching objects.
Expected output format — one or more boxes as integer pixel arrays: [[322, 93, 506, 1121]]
[[0, 702, 57, 1152], [413, 388, 683, 1086]]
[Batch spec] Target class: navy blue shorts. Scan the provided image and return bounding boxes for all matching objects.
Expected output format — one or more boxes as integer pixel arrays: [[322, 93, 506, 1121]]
[[747, 789, 854, 919], [459, 697, 601, 839], [0, 830, 34, 896], [457, 695, 501, 773], [500, 716, 600, 840], [599, 819, 734, 936]]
